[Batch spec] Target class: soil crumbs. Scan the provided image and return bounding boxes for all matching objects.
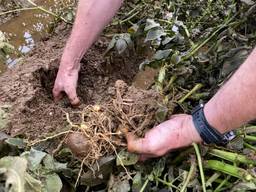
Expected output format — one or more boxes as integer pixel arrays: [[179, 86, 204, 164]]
[[0, 24, 163, 164]]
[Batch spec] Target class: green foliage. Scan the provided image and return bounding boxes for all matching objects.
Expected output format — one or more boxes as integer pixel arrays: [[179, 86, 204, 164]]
[[105, 1, 256, 191], [116, 150, 139, 166], [0, 31, 15, 62], [0, 138, 68, 192]]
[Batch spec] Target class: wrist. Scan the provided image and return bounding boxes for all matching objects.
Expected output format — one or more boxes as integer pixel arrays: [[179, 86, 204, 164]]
[[59, 57, 80, 74], [173, 115, 202, 150], [204, 101, 230, 134], [185, 115, 202, 143]]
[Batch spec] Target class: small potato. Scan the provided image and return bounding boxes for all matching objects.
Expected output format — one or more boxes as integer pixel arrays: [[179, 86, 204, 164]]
[[65, 132, 91, 158]]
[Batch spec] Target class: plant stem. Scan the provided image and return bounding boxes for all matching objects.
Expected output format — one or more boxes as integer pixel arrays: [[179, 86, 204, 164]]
[[113, 11, 140, 25], [192, 143, 207, 192], [139, 178, 149, 192], [214, 176, 231, 192], [182, 14, 236, 61], [244, 142, 256, 152], [206, 172, 221, 187], [190, 92, 210, 100], [26, 0, 71, 24], [205, 160, 254, 181], [178, 84, 203, 104], [209, 149, 256, 165], [180, 159, 196, 192], [244, 135, 256, 142], [0, 7, 38, 16], [164, 75, 177, 92], [156, 177, 180, 190], [244, 126, 256, 134]]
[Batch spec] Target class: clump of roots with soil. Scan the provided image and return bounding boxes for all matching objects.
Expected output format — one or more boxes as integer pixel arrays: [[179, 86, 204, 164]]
[[56, 80, 162, 166], [1, 0, 256, 192]]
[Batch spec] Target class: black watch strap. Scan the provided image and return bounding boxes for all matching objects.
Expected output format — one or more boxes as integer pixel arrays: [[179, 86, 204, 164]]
[[192, 104, 236, 145]]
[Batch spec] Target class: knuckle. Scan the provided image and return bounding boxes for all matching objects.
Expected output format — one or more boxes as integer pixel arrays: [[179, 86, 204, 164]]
[[52, 88, 59, 95], [155, 151, 164, 156]]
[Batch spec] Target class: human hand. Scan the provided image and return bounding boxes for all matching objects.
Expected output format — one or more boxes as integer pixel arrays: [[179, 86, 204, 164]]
[[53, 67, 80, 106], [126, 114, 202, 160]]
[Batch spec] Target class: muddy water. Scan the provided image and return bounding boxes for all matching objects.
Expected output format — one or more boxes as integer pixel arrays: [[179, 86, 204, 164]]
[[0, 0, 74, 74]]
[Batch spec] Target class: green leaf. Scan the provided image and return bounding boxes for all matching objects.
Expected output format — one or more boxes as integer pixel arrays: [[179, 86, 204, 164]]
[[241, 0, 255, 5], [81, 155, 115, 187], [162, 36, 175, 45], [0, 156, 42, 192], [43, 154, 67, 171], [105, 35, 118, 53], [25, 173, 42, 192], [132, 172, 142, 191], [27, 148, 47, 171], [108, 175, 131, 192], [116, 39, 128, 54], [105, 33, 132, 55], [145, 28, 166, 42], [221, 48, 249, 77], [153, 49, 172, 60], [148, 158, 166, 181], [155, 106, 168, 122], [144, 19, 160, 31], [5, 138, 26, 149], [231, 181, 256, 192], [0, 157, 27, 192], [121, 33, 132, 45], [42, 174, 62, 192], [171, 52, 181, 64], [116, 150, 139, 166]]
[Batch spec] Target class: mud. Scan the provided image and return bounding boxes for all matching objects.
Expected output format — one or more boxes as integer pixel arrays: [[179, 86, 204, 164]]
[[0, 0, 77, 73], [0, 23, 162, 152]]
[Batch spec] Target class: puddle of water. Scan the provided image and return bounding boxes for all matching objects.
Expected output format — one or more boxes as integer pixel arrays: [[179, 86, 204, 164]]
[[0, 0, 74, 74]]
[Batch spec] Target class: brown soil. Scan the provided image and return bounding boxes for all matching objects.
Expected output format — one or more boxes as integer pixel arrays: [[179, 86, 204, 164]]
[[0, 23, 164, 161]]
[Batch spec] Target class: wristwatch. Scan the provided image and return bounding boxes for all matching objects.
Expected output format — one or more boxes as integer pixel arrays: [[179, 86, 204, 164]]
[[192, 104, 236, 145]]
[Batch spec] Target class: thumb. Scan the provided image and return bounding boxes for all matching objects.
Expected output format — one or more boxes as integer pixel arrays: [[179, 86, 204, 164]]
[[66, 88, 80, 106], [126, 133, 150, 154]]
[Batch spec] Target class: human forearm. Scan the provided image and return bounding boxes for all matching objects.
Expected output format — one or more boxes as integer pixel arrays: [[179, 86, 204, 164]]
[[60, 0, 123, 71], [53, 0, 122, 105], [204, 48, 256, 133]]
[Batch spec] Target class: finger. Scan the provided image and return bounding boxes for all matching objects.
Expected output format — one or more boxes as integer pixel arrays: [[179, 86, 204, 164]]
[[66, 89, 80, 106], [126, 133, 150, 154], [53, 87, 63, 102], [139, 154, 157, 161]]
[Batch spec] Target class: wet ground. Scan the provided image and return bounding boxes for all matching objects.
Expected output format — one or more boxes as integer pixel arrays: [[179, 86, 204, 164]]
[[0, 0, 75, 74]]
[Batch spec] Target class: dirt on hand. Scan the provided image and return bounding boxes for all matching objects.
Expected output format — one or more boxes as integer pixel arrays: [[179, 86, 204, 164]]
[[0, 24, 164, 164]]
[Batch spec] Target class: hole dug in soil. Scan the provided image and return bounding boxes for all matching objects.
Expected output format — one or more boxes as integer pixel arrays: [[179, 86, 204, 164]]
[[0, 36, 166, 164]]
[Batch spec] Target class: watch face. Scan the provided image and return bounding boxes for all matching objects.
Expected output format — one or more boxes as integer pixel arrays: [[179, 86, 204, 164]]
[[223, 131, 236, 142]]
